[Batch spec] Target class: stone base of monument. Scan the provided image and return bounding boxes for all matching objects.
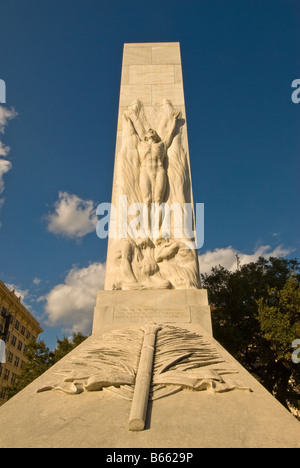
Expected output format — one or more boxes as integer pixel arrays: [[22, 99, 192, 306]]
[[92, 289, 213, 336], [0, 290, 299, 448]]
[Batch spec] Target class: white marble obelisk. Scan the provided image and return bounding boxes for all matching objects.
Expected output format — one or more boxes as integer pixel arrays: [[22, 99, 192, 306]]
[[104, 42, 200, 292], [0, 43, 299, 448]]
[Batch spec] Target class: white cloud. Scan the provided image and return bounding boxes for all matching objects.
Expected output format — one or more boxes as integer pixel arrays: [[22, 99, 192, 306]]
[[198, 244, 292, 275], [46, 191, 98, 239], [0, 141, 11, 157], [5, 283, 32, 309], [0, 106, 17, 134], [40, 244, 292, 333], [0, 106, 17, 224], [0, 159, 12, 194], [0, 107, 17, 158], [42, 262, 106, 335]]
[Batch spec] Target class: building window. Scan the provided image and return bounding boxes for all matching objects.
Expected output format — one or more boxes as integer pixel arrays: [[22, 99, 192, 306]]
[[17, 340, 23, 352], [26, 331, 31, 340], [11, 335, 17, 347], [21, 325, 25, 336], [11, 373, 18, 384], [4, 369, 10, 381], [0, 387, 6, 399], [7, 352, 13, 364], [14, 320, 20, 331], [14, 357, 19, 368], [1, 307, 7, 318]]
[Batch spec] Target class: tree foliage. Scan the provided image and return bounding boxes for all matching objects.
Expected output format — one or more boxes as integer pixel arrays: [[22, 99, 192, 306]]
[[5, 257, 300, 418], [52, 332, 87, 364], [5, 332, 87, 400], [201, 256, 300, 417], [257, 274, 300, 361]]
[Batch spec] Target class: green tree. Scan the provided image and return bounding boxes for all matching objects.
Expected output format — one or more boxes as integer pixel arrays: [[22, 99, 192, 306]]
[[202, 256, 300, 416], [5, 332, 87, 400], [52, 332, 87, 364], [257, 274, 300, 411], [5, 340, 54, 400]]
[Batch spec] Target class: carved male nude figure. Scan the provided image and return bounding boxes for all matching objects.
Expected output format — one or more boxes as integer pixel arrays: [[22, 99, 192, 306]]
[[123, 110, 180, 206]]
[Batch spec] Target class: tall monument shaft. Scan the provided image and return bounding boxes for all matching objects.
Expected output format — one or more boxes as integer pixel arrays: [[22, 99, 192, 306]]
[[104, 42, 200, 292], [93, 42, 212, 338], [0, 43, 299, 448]]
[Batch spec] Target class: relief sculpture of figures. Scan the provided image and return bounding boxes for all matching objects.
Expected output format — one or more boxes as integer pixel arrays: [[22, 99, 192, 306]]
[[123, 103, 180, 206], [110, 237, 172, 291], [105, 99, 201, 291]]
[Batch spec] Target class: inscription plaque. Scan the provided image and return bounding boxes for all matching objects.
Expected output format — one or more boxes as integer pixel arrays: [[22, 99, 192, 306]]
[[113, 306, 191, 324]]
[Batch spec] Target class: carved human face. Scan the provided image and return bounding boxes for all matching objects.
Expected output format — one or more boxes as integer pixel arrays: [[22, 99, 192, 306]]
[[155, 237, 170, 246], [144, 129, 161, 143], [136, 237, 148, 249], [136, 236, 154, 250]]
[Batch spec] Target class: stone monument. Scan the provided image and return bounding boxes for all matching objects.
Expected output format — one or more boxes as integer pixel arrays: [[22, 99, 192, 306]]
[[0, 43, 299, 448]]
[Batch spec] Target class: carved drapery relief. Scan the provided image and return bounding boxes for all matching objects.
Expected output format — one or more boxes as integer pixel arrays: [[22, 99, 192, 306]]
[[105, 99, 200, 290], [37, 325, 251, 430]]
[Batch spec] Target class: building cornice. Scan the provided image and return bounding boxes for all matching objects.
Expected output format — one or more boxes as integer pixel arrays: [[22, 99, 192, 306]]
[[0, 280, 43, 334]]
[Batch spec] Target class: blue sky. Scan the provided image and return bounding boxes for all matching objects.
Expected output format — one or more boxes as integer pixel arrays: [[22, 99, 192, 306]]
[[0, 0, 299, 349]]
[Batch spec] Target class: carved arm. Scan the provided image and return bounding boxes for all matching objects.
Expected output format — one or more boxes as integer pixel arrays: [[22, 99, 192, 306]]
[[122, 113, 141, 148], [164, 110, 181, 149]]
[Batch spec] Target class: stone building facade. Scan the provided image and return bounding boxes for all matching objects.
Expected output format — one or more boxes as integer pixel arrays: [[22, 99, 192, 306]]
[[0, 280, 43, 406]]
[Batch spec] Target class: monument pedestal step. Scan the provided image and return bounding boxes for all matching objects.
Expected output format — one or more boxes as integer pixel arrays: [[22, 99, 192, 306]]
[[93, 289, 213, 336], [0, 320, 299, 448]]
